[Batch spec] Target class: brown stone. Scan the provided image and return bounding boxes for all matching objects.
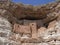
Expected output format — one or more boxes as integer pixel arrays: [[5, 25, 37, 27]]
[[42, 12, 58, 24], [19, 25, 31, 34], [13, 23, 31, 34], [29, 23, 38, 38], [24, 20, 44, 28]]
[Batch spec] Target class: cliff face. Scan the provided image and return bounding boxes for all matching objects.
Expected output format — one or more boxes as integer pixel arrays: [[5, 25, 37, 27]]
[[0, 1, 60, 45]]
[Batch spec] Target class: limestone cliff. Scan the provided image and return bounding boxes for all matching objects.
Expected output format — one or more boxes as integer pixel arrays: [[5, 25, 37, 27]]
[[0, 0, 60, 45]]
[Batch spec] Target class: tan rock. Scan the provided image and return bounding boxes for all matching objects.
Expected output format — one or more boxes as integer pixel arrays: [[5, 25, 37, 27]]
[[22, 43, 49, 45], [9, 33, 21, 42], [0, 0, 60, 45], [21, 33, 31, 39], [42, 27, 57, 42], [21, 38, 43, 43], [38, 27, 46, 37], [48, 20, 57, 28], [13, 23, 19, 33]]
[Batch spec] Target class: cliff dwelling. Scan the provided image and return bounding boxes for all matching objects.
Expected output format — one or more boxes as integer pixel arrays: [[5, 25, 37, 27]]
[[0, 0, 60, 45]]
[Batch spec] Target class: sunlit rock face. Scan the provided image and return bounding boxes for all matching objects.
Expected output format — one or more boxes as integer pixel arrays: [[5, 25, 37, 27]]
[[0, 16, 11, 45], [0, 16, 21, 45], [0, 16, 12, 37]]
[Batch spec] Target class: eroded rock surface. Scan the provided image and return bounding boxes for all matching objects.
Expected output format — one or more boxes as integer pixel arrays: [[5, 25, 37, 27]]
[[0, 0, 60, 45], [0, 16, 21, 45]]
